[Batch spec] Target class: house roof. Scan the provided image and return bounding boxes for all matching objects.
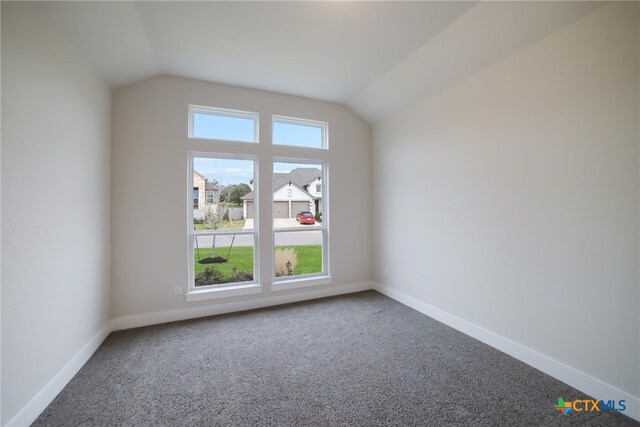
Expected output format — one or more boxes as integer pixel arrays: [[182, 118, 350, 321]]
[[241, 168, 321, 201], [274, 168, 321, 191]]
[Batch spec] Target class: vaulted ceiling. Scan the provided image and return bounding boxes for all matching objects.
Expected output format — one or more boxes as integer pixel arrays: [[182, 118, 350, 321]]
[[35, 1, 602, 123]]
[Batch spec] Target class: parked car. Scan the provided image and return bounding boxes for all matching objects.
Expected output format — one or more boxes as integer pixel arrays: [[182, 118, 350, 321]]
[[296, 211, 316, 225]]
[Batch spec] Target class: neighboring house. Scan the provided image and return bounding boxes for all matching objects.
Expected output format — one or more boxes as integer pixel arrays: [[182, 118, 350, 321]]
[[241, 168, 322, 219], [193, 170, 220, 219]]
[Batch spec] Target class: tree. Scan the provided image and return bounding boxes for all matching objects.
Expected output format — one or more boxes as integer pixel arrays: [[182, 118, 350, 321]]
[[203, 205, 223, 230], [203, 205, 224, 256], [220, 183, 251, 205]]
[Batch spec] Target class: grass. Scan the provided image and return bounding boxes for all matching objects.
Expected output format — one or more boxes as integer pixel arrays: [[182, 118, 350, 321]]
[[194, 246, 254, 277], [284, 245, 322, 275], [193, 219, 245, 231], [193, 244, 321, 285]]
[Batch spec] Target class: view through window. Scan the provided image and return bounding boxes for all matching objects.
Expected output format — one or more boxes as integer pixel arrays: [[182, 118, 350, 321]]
[[188, 107, 329, 291], [191, 156, 255, 287], [190, 106, 258, 143], [273, 161, 325, 279]]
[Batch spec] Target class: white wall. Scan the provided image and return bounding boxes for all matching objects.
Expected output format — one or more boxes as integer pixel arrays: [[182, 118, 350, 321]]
[[273, 184, 313, 202], [111, 75, 372, 318], [306, 178, 323, 198], [1, 3, 111, 425], [373, 1, 639, 402]]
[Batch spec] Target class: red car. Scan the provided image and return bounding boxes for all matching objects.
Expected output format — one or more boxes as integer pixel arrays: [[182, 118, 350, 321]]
[[296, 211, 316, 225]]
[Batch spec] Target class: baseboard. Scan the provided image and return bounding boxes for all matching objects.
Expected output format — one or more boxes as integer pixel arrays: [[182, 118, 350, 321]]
[[5, 322, 113, 427], [374, 283, 640, 422], [4, 282, 374, 427], [111, 281, 374, 331]]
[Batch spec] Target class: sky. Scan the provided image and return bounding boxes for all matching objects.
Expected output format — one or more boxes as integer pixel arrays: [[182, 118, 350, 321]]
[[193, 158, 254, 186], [272, 121, 323, 149], [193, 112, 324, 149], [193, 112, 323, 186]]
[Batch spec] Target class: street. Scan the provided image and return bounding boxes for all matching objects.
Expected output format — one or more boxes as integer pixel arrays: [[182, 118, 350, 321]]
[[193, 230, 322, 248]]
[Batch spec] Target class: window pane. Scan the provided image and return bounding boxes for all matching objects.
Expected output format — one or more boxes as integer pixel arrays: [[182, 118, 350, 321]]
[[193, 157, 254, 231], [273, 119, 325, 149], [272, 161, 322, 228], [274, 231, 322, 277], [194, 234, 254, 286], [192, 111, 256, 142]]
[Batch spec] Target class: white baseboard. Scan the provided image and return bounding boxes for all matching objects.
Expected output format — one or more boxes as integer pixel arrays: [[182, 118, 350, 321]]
[[5, 281, 374, 427], [374, 283, 640, 422], [111, 281, 374, 331], [6, 322, 113, 427]]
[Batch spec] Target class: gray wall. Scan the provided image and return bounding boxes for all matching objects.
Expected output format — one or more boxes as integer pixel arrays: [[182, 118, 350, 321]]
[[1, 3, 112, 424], [373, 3, 639, 399]]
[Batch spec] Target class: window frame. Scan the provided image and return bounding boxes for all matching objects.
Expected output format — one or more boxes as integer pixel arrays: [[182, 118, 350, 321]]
[[188, 105, 259, 143], [272, 115, 328, 150], [271, 157, 329, 289], [187, 152, 260, 297]]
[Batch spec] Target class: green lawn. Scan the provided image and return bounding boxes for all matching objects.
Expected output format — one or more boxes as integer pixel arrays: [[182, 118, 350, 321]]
[[193, 245, 321, 285], [194, 246, 254, 277], [286, 245, 322, 275]]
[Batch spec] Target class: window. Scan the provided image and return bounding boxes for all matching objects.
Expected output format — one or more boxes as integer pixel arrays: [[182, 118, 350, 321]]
[[272, 160, 327, 283], [187, 107, 331, 299], [189, 105, 258, 143], [189, 155, 256, 291], [272, 116, 327, 149], [193, 188, 199, 209]]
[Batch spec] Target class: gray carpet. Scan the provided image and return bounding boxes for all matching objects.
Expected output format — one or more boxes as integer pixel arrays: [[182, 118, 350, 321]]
[[34, 291, 637, 426]]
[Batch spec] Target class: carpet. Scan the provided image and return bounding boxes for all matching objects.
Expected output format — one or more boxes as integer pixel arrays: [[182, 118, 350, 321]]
[[34, 291, 637, 426]]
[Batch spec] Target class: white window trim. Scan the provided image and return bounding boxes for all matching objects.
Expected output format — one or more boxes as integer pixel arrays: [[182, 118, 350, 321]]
[[187, 152, 260, 298], [272, 157, 329, 285], [272, 115, 328, 150], [271, 275, 333, 292], [186, 283, 262, 302], [188, 105, 259, 143]]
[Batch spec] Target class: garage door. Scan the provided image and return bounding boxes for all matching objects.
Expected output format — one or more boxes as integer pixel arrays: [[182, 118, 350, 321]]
[[245, 202, 253, 219], [274, 201, 289, 218], [291, 201, 310, 216]]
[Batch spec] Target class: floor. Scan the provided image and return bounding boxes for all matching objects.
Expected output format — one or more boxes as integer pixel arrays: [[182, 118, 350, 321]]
[[34, 291, 637, 426]]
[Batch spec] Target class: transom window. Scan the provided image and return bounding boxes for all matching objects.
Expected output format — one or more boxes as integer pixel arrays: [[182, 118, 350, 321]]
[[189, 105, 258, 143], [272, 115, 327, 149]]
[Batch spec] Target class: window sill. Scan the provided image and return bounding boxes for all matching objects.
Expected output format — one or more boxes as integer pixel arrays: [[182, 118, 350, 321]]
[[186, 283, 262, 302], [271, 275, 333, 292]]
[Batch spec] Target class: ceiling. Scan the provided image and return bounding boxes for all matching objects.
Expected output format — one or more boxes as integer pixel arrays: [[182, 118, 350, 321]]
[[35, 1, 602, 123]]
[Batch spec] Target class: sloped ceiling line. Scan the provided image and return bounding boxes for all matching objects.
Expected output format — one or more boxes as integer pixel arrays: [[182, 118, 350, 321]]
[[34, 1, 603, 124]]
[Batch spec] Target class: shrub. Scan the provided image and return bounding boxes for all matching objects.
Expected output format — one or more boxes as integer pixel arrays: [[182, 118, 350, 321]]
[[195, 266, 253, 286], [315, 212, 322, 223], [230, 268, 253, 282], [195, 267, 225, 286], [274, 248, 297, 277]]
